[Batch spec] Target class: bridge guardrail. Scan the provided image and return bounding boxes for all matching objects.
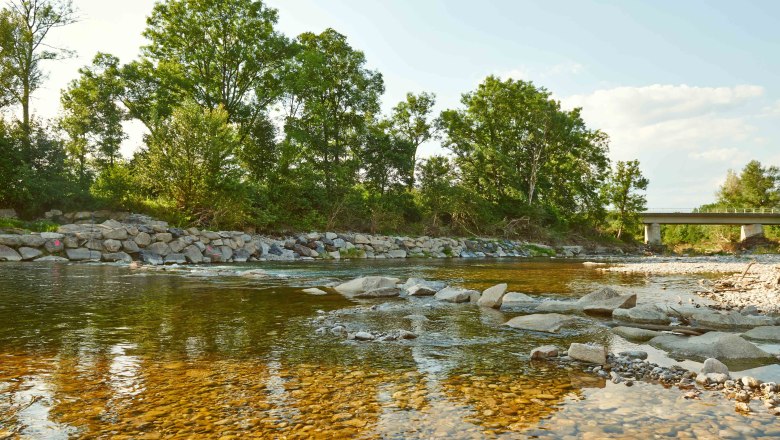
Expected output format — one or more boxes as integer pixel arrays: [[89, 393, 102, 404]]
[[643, 208, 780, 214]]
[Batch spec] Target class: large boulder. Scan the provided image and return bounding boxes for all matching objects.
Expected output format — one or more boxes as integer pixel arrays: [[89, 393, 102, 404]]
[[407, 285, 438, 296], [164, 253, 187, 265], [0, 234, 21, 247], [103, 239, 122, 253], [147, 242, 172, 256], [578, 287, 636, 316], [66, 248, 101, 261], [742, 326, 780, 342], [504, 313, 578, 334], [0, 244, 22, 261], [134, 232, 152, 247], [102, 252, 132, 263], [18, 247, 42, 261], [139, 251, 164, 265], [334, 276, 400, 296], [102, 228, 128, 240], [20, 235, 46, 247], [477, 283, 508, 309], [44, 239, 64, 253], [613, 304, 671, 325], [649, 332, 773, 361], [701, 358, 729, 375], [500, 292, 539, 310], [122, 240, 140, 253], [611, 326, 661, 341], [568, 343, 607, 364], [354, 287, 400, 298], [434, 287, 477, 303], [183, 245, 204, 264]]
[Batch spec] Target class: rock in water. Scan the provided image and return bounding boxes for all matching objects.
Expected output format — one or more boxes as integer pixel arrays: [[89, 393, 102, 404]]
[[742, 326, 780, 342], [613, 304, 671, 325], [434, 287, 478, 303], [407, 285, 438, 296], [500, 292, 539, 309], [354, 287, 400, 298], [504, 313, 578, 333], [568, 343, 607, 364], [611, 326, 661, 341], [701, 358, 729, 375], [334, 276, 400, 296], [477, 283, 508, 308], [649, 332, 773, 361], [530, 345, 559, 360], [0, 245, 22, 262], [354, 332, 375, 341], [303, 287, 328, 296]]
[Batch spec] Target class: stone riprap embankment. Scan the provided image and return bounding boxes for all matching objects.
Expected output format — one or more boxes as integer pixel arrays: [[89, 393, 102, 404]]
[[0, 210, 606, 264]]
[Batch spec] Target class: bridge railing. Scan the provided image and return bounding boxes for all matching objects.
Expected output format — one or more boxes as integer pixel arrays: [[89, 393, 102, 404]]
[[643, 208, 780, 214]]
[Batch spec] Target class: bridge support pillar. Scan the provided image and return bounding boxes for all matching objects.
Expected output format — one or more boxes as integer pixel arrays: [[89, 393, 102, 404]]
[[644, 223, 661, 245], [740, 224, 764, 241]]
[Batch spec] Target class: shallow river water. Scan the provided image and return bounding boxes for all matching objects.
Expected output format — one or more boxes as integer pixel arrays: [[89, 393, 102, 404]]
[[0, 259, 778, 439]]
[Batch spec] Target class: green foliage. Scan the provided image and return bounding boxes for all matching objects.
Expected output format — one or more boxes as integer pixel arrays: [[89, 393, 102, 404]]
[[0, 217, 59, 232], [135, 101, 246, 227], [437, 75, 610, 224], [339, 247, 365, 259], [717, 160, 779, 209], [602, 159, 649, 239]]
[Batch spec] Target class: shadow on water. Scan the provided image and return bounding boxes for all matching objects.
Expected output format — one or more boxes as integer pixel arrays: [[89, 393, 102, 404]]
[[0, 259, 778, 438]]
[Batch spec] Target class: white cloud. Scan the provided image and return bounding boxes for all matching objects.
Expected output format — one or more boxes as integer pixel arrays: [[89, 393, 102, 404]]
[[499, 61, 584, 82], [560, 84, 778, 208], [688, 148, 742, 163]]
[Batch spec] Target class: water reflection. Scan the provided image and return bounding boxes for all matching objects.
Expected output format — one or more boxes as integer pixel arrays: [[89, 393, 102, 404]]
[[0, 260, 776, 437]]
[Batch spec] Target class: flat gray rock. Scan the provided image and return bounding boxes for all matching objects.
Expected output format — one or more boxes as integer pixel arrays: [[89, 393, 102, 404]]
[[500, 292, 539, 309], [434, 287, 476, 303], [535, 301, 581, 314], [504, 313, 578, 334], [568, 343, 607, 364], [649, 332, 773, 361], [334, 276, 400, 296], [742, 326, 780, 342], [303, 287, 328, 296], [33, 256, 69, 263], [613, 304, 671, 325], [66, 248, 101, 261], [611, 326, 661, 341], [354, 287, 400, 298], [0, 244, 22, 262], [407, 285, 438, 296]]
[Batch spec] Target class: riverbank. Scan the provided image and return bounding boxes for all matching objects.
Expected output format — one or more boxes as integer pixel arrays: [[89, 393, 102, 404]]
[[0, 210, 627, 265], [603, 258, 780, 314]]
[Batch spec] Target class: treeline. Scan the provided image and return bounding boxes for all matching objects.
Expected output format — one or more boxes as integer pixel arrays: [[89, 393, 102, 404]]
[[0, 0, 647, 239], [664, 160, 780, 246]]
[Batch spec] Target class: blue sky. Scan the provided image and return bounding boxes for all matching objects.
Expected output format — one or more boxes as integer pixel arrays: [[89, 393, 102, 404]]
[[37, 0, 780, 208]]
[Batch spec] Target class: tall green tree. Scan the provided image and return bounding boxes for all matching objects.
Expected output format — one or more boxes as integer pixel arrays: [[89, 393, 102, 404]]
[[603, 159, 649, 239], [0, 0, 76, 142], [417, 155, 454, 228], [438, 75, 609, 219], [389, 92, 436, 187], [283, 28, 384, 199], [717, 160, 779, 209], [142, 0, 290, 132], [60, 53, 126, 184], [136, 101, 243, 224]]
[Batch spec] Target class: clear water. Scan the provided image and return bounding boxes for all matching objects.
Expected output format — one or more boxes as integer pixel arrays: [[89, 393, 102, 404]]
[[0, 259, 777, 439]]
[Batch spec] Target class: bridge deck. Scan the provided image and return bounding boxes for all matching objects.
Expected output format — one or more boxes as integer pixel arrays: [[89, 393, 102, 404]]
[[640, 212, 780, 225]]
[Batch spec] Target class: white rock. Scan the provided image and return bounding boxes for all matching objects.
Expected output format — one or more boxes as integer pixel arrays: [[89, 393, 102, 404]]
[[477, 283, 508, 308], [568, 343, 607, 364]]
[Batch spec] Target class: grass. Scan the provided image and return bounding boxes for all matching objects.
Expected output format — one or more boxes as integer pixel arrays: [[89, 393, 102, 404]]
[[522, 243, 556, 257], [0, 218, 59, 232], [339, 248, 365, 259]]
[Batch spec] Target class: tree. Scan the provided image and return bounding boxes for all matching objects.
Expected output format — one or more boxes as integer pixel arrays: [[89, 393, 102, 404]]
[[717, 160, 779, 209], [438, 75, 610, 219], [282, 28, 384, 200], [143, 0, 290, 132], [136, 101, 243, 224], [60, 53, 126, 184], [0, 0, 76, 142], [603, 160, 649, 239], [417, 155, 454, 228], [389, 92, 436, 187]]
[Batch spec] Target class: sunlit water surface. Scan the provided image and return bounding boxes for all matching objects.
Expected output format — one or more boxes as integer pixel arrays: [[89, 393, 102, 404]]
[[0, 259, 778, 439]]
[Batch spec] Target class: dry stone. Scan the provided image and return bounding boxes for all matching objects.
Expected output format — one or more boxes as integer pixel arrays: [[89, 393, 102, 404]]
[[0, 245, 22, 261], [568, 343, 607, 364], [504, 313, 578, 333], [18, 247, 42, 260]]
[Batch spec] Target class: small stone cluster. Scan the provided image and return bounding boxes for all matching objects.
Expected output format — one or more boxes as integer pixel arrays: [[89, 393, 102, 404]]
[[532, 343, 780, 417], [0, 210, 608, 264]]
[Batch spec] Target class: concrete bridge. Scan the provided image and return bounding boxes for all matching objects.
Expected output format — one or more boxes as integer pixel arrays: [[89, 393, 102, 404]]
[[640, 209, 780, 245]]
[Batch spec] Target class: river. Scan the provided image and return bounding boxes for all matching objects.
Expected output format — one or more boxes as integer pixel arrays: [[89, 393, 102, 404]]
[[0, 259, 778, 438]]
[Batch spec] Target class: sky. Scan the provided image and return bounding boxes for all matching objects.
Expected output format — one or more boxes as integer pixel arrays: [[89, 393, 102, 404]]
[[31, 0, 780, 209]]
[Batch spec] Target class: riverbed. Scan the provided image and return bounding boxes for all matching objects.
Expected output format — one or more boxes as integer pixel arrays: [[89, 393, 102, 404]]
[[1, 259, 778, 438]]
